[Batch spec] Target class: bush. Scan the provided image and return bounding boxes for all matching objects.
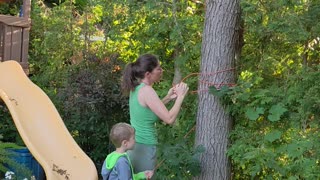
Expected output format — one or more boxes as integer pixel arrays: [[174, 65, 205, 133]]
[[56, 57, 128, 170], [212, 67, 320, 179]]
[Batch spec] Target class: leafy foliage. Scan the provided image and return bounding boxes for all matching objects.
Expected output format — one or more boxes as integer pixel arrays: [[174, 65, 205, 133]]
[[101, 0, 203, 75], [157, 138, 204, 179], [211, 67, 320, 179], [3, 0, 320, 179], [56, 58, 128, 167], [0, 104, 23, 146], [27, 0, 130, 173], [100, 0, 205, 178], [0, 0, 22, 16], [207, 1, 320, 178], [155, 82, 203, 179]]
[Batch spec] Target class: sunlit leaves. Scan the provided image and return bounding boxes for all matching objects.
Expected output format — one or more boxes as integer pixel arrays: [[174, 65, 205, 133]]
[[91, 5, 103, 23], [100, 0, 203, 75]]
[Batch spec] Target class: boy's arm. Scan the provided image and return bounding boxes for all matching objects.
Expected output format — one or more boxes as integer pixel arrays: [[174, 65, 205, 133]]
[[133, 172, 146, 179]]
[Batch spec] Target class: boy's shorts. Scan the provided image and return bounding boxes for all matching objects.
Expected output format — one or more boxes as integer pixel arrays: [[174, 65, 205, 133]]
[[127, 143, 156, 174]]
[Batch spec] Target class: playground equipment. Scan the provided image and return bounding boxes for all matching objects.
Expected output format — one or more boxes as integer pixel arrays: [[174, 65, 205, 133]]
[[0, 0, 31, 74], [0, 60, 98, 180]]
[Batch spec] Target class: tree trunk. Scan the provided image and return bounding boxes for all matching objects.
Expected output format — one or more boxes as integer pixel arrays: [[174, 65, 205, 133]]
[[22, 0, 31, 20], [195, 0, 240, 180], [172, 49, 182, 85]]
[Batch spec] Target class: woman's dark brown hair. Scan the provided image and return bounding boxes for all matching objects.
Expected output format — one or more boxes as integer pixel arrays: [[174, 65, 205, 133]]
[[121, 54, 159, 95]]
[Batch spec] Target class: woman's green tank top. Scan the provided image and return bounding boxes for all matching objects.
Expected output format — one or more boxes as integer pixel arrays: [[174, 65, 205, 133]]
[[129, 83, 158, 145]]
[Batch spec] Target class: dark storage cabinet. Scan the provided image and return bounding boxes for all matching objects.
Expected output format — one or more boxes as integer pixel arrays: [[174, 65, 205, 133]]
[[8, 147, 45, 180]]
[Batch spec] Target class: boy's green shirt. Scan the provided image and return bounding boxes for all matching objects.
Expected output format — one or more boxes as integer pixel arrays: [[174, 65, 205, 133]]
[[105, 152, 146, 180]]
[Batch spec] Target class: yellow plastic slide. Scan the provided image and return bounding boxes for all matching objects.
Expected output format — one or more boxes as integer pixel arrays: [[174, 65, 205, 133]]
[[0, 61, 98, 180]]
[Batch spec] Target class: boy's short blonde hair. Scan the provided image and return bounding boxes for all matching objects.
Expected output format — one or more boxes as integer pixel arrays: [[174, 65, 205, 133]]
[[110, 123, 135, 148]]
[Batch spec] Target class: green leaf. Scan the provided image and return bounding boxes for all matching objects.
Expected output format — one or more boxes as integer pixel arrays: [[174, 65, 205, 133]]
[[267, 104, 287, 122], [250, 164, 261, 177], [288, 176, 299, 180], [245, 107, 264, 120], [286, 143, 303, 158], [264, 130, 282, 143], [209, 85, 230, 98]]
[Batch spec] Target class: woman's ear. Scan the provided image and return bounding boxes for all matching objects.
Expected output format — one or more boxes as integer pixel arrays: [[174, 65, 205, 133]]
[[144, 71, 151, 78]]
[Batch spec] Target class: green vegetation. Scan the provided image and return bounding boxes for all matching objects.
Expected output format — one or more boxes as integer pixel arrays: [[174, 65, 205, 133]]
[[1, 0, 320, 179], [210, 1, 320, 179]]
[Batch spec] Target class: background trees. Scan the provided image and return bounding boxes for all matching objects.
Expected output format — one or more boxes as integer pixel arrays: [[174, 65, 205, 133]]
[[224, 0, 320, 179], [1, 0, 320, 179], [1, 0, 205, 178]]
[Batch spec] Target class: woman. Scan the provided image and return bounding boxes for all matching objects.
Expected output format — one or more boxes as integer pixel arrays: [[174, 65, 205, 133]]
[[121, 54, 189, 177]]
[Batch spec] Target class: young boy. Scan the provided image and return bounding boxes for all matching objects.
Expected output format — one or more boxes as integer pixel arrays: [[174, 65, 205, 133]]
[[101, 123, 153, 180]]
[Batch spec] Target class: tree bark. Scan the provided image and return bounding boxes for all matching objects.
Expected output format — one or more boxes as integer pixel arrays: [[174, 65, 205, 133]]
[[172, 49, 182, 85], [195, 0, 240, 180], [22, 0, 31, 20]]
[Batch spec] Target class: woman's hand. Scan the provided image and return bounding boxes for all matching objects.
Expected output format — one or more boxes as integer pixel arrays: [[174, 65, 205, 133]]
[[175, 82, 189, 98], [167, 87, 177, 100], [162, 86, 177, 104]]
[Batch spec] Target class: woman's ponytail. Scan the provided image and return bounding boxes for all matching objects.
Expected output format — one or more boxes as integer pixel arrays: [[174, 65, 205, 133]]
[[121, 63, 138, 95]]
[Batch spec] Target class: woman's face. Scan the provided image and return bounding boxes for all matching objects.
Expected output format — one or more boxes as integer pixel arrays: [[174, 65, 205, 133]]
[[150, 63, 163, 82]]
